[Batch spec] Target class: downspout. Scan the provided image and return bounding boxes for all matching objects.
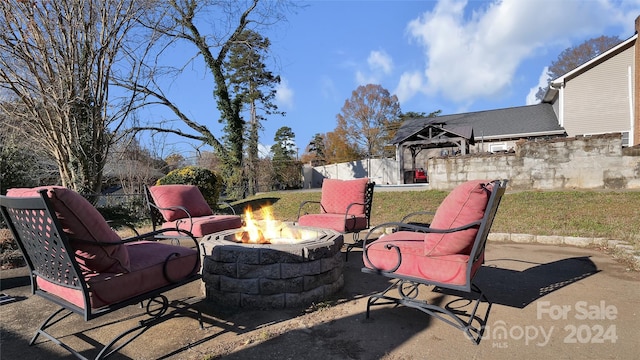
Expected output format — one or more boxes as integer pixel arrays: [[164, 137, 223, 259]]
[[629, 65, 635, 146], [550, 81, 565, 127], [634, 15, 640, 146]]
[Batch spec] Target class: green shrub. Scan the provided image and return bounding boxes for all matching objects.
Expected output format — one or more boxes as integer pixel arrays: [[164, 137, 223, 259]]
[[156, 166, 222, 209]]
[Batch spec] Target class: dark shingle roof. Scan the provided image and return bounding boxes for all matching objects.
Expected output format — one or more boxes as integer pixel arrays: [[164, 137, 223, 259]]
[[393, 103, 565, 144]]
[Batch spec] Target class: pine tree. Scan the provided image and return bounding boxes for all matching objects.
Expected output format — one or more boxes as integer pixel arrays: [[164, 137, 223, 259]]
[[225, 29, 283, 196]]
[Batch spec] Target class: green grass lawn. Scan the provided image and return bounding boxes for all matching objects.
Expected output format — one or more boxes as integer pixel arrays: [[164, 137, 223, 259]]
[[237, 188, 640, 247]]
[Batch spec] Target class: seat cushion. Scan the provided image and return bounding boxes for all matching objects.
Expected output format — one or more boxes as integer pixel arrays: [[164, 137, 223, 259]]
[[424, 180, 493, 256], [36, 241, 199, 309], [149, 185, 213, 222], [161, 214, 243, 237], [320, 178, 369, 214], [7, 186, 130, 274], [298, 213, 368, 233], [364, 232, 484, 286]]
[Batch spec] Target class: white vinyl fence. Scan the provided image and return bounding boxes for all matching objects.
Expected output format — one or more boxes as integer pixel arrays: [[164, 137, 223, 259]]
[[302, 158, 400, 188]]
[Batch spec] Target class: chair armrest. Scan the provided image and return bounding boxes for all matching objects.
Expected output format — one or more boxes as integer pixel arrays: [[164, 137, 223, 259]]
[[148, 202, 194, 232], [400, 210, 436, 224], [362, 221, 412, 273], [217, 200, 237, 215], [124, 228, 201, 282], [296, 200, 326, 220], [362, 220, 483, 273], [363, 218, 481, 247], [343, 201, 369, 231], [344, 201, 366, 215], [121, 227, 195, 241], [123, 228, 200, 250], [70, 228, 201, 278], [362, 221, 425, 247], [421, 221, 482, 234], [149, 202, 193, 221], [106, 220, 140, 236], [71, 228, 200, 251]]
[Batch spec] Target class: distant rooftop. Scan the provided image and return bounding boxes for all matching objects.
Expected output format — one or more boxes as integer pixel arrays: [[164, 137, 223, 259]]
[[393, 103, 565, 144]]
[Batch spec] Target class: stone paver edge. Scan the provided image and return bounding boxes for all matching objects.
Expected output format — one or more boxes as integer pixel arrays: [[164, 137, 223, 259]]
[[487, 233, 640, 269]]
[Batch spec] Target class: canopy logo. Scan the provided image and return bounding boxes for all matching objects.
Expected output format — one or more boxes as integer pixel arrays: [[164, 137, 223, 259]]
[[479, 300, 618, 348]]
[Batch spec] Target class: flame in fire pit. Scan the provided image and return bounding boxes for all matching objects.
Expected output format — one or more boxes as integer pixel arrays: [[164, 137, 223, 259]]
[[235, 205, 318, 244]]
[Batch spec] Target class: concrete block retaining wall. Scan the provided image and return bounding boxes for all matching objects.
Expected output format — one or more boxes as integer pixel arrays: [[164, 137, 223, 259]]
[[428, 134, 640, 191], [306, 134, 640, 192]]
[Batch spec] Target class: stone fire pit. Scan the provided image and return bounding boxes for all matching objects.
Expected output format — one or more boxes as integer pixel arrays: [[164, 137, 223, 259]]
[[200, 223, 344, 309]]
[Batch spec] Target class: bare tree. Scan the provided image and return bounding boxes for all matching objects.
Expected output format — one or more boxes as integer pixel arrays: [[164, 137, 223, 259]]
[[0, 102, 58, 191], [121, 0, 292, 199], [106, 136, 166, 194], [335, 84, 402, 159], [0, 0, 146, 194], [535, 35, 621, 101]]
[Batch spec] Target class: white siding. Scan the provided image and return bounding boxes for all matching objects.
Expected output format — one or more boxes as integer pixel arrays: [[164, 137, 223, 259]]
[[562, 46, 634, 137]]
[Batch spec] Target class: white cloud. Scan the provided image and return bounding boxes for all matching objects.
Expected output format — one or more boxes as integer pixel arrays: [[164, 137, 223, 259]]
[[356, 50, 394, 86], [394, 70, 424, 103], [276, 78, 294, 109], [526, 66, 549, 105], [368, 50, 393, 75], [404, 0, 638, 105]]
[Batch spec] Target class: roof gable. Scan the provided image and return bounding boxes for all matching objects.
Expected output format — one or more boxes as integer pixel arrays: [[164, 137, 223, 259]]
[[400, 124, 475, 147], [543, 34, 638, 103], [393, 103, 564, 144]]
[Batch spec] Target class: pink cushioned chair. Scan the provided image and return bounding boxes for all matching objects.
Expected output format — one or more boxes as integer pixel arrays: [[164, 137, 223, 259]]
[[145, 184, 243, 238], [0, 186, 203, 359], [296, 178, 375, 258], [361, 179, 508, 344]]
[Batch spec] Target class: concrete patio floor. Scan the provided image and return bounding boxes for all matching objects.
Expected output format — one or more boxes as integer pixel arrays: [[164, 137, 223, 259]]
[[1, 241, 639, 360]]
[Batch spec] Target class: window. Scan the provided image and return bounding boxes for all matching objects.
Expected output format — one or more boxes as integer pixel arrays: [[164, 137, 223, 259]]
[[621, 132, 629, 147], [489, 143, 508, 153]]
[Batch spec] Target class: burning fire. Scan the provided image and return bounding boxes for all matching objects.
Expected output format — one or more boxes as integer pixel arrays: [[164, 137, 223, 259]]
[[235, 205, 317, 244]]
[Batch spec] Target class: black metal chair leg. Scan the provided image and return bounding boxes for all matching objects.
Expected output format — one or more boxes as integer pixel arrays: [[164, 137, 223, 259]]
[[365, 280, 491, 344], [30, 307, 73, 345]]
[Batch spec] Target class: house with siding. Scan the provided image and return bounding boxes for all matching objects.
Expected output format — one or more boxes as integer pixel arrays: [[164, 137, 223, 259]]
[[543, 17, 639, 147]]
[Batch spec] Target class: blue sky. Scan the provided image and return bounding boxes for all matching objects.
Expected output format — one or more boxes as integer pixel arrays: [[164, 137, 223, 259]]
[[145, 0, 640, 159]]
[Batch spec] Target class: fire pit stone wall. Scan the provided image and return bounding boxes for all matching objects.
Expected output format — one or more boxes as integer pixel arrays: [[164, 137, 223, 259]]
[[200, 225, 345, 309]]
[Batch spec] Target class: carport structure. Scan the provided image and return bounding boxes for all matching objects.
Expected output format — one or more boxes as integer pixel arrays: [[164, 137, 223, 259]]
[[390, 104, 567, 184], [393, 120, 474, 183]]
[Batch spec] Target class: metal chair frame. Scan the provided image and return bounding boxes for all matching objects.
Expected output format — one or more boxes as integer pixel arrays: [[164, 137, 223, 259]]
[[144, 184, 238, 241], [296, 181, 375, 259], [361, 179, 508, 344], [0, 190, 203, 360]]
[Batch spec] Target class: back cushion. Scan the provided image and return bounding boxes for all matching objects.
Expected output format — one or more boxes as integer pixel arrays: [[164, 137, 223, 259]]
[[7, 186, 130, 274], [149, 185, 213, 222], [424, 180, 493, 256], [320, 178, 369, 214]]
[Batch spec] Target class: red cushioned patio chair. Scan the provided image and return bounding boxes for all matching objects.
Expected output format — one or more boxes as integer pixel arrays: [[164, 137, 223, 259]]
[[145, 184, 243, 239], [296, 178, 375, 259], [361, 179, 508, 344], [0, 186, 203, 359], [414, 168, 428, 183]]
